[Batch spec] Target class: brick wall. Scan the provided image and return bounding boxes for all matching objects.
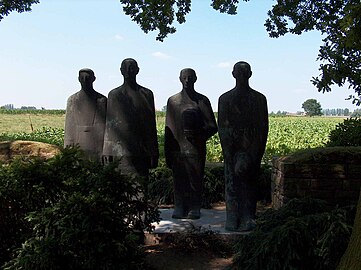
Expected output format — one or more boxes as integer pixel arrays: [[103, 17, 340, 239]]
[[271, 147, 361, 209]]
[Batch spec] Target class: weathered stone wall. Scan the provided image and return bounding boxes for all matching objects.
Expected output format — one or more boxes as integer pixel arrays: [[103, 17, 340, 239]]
[[272, 147, 361, 209]]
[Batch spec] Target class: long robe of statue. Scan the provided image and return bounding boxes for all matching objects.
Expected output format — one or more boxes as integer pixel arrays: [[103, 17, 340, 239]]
[[64, 68, 107, 161], [218, 61, 268, 231], [102, 58, 158, 177], [165, 68, 218, 219]]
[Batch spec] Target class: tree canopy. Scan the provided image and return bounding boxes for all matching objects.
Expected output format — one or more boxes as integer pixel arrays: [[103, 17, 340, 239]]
[[0, 0, 39, 21], [302, 99, 323, 116], [264, 0, 361, 104]]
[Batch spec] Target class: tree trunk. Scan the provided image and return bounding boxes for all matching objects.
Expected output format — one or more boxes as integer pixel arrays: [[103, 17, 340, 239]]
[[337, 189, 361, 270]]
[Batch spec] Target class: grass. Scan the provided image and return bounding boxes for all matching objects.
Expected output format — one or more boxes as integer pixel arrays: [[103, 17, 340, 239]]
[[0, 114, 65, 133]]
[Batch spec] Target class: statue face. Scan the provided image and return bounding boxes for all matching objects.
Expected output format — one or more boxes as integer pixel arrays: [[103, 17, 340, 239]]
[[180, 69, 196, 89], [79, 71, 95, 89], [121, 59, 139, 79]]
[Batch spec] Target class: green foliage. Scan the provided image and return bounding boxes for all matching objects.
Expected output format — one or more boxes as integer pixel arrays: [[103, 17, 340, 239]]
[[265, 117, 339, 161], [119, 0, 191, 41], [302, 99, 323, 117], [265, 1, 361, 102], [0, 148, 159, 269], [0, 0, 39, 21], [232, 198, 356, 270], [0, 109, 65, 114], [148, 164, 174, 205], [202, 166, 225, 208], [0, 114, 343, 163], [206, 133, 223, 162], [118, 0, 251, 41], [0, 127, 64, 146], [327, 117, 361, 147]]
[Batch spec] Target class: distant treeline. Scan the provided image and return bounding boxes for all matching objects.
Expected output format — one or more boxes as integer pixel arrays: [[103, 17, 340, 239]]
[[0, 109, 66, 115]]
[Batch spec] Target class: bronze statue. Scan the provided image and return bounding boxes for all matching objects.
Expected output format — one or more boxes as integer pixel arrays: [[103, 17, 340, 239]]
[[64, 68, 107, 161], [218, 61, 268, 231], [102, 58, 159, 177], [165, 68, 218, 219]]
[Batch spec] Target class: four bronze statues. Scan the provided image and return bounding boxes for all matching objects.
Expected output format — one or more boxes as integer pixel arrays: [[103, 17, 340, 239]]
[[64, 60, 268, 231]]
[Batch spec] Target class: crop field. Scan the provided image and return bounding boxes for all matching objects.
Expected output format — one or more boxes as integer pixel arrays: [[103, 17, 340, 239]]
[[0, 113, 65, 133], [0, 111, 344, 162]]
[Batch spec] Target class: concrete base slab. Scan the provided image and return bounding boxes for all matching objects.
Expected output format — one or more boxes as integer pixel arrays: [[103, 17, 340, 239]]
[[146, 207, 249, 245]]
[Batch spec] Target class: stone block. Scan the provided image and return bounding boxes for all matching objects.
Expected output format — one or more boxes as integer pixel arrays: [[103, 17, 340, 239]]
[[347, 165, 361, 179], [310, 178, 343, 190]]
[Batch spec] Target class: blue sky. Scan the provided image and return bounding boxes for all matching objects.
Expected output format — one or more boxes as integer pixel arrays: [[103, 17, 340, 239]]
[[0, 0, 357, 112]]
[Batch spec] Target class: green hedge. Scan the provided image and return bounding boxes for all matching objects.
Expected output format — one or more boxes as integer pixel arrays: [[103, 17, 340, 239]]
[[232, 198, 356, 270], [1, 148, 159, 270]]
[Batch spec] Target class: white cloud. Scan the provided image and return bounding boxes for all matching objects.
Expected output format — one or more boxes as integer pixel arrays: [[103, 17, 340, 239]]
[[216, 62, 231, 68], [114, 34, 124, 40], [152, 51, 171, 60]]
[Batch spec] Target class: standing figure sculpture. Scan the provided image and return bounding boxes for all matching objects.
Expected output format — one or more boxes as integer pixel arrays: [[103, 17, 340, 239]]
[[218, 61, 268, 231], [165, 68, 218, 219], [64, 68, 107, 161], [102, 58, 158, 177]]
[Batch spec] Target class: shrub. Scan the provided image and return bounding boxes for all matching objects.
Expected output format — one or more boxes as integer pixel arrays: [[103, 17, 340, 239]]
[[327, 117, 361, 147], [0, 127, 64, 146], [202, 166, 225, 208], [232, 198, 356, 270], [206, 134, 223, 162], [1, 148, 159, 270], [148, 163, 174, 205]]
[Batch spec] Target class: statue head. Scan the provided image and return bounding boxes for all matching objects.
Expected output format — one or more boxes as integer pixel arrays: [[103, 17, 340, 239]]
[[232, 61, 252, 82], [78, 68, 96, 90], [120, 58, 139, 80], [180, 68, 197, 90]]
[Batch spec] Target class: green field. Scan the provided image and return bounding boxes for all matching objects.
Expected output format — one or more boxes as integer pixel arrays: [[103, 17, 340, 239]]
[[0, 113, 65, 133], [0, 112, 344, 162]]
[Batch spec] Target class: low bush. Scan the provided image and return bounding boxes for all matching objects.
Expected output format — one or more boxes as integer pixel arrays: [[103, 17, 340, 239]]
[[202, 166, 225, 208], [148, 163, 174, 205], [0, 127, 64, 146], [1, 148, 159, 270], [327, 117, 361, 147], [232, 198, 356, 270]]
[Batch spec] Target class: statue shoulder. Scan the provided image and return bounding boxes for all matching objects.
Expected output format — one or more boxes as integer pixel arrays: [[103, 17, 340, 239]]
[[108, 86, 122, 98], [197, 92, 210, 102], [219, 89, 235, 103], [251, 89, 267, 103], [66, 91, 81, 105], [167, 92, 181, 104], [139, 85, 154, 97]]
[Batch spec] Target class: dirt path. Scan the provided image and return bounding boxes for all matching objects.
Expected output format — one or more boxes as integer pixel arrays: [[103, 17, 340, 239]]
[[145, 243, 233, 270]]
